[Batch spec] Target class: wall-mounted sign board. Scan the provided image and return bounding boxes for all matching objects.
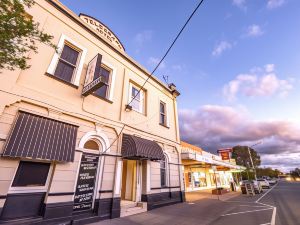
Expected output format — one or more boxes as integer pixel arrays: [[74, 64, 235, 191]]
[[73, 153, 99, 212], [82, 54, 104, 96]]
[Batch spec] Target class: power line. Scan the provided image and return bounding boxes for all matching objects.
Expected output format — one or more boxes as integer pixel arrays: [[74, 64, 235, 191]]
[[127, 0, 205, 108], [114, 0, 205, 155], [1, 0, 205, 156]]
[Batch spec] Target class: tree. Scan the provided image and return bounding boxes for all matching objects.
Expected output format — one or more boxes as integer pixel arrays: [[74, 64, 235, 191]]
[[232, 145, 261, 168], [290, 168, 300, 178], [256, 167, 282, 178], [0, 0, 56, 71]]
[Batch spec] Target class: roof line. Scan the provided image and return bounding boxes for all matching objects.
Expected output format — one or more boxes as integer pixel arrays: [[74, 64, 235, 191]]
[[46, 0, 175, 95]]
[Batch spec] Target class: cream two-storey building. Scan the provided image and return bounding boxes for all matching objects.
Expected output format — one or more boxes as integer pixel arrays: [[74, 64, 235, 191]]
[[0, 1, 184, 224]]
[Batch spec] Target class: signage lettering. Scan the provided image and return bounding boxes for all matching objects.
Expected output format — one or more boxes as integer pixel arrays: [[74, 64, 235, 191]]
[[73, 153, 99, 212], [80, 14, 125, 52], [217, 148, 233, 161]]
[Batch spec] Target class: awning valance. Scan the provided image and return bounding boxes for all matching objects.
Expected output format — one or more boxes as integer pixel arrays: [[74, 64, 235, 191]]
[[121, 134, 164, 160], [2, 111, 78, 162]]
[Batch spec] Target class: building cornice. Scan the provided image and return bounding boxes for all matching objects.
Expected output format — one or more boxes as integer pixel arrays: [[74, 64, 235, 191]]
[[45, 0, 177, 96]]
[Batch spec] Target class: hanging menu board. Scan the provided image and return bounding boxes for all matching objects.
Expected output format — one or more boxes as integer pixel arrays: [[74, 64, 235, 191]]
[[73, 153, 99, 212]]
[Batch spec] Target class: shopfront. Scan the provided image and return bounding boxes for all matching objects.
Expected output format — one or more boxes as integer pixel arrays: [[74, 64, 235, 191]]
[[181, 142, 245, 192]]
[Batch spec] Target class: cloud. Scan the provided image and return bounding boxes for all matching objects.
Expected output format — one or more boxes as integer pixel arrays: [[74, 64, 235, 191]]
[[212, 41, 232, 57], [179, 105, 300, 172], [133, 30, 153, 53], [267, 0, 285, 9], [264, 64, 275, 73], [223, 64, 293, 101], [245, 24, 264, 37], [147, 57, 166, 70], [261, 153, 300, 172], [232, 0, 247, 10]]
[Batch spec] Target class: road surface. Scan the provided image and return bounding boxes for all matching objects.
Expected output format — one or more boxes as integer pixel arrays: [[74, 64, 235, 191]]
[[90, 180, 300, 225]]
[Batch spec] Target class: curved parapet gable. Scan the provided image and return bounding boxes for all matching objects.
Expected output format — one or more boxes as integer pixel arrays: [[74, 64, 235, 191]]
[[79, 13, 125, 52]]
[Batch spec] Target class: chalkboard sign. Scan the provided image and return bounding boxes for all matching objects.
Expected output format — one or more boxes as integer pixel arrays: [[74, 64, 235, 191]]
[[73, 153, 99, 212]]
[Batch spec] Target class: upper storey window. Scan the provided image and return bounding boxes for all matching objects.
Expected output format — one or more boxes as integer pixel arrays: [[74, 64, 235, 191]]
[[47, 34, 87, 86], [83, 54, 116, 102], [54, 43, 80, 83], [94, 65, 112, 99], [159, 101, 167, 126], [129, 83, 145, 114]]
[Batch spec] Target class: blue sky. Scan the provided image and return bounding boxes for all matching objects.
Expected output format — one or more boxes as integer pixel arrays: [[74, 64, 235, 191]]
[[60, 0, 300, 171]]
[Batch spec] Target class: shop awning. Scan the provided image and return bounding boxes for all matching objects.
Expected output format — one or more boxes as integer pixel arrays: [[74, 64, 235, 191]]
[[121, 134, 164, 160], [2, 111, 78, 162], [181, 152, 245, 170]]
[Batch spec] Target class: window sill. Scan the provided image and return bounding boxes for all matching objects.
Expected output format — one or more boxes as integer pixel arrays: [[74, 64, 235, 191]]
[[159, 123, 170, 129], [45, 72, 79, 89], [91, 94, 113, 104], [130, 107, 146, 116]]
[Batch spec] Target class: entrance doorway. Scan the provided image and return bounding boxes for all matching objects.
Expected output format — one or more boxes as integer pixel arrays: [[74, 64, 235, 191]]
[[121, 160, 137, 202]]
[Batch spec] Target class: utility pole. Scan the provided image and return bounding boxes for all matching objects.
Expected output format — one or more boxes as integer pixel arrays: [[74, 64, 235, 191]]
[[248, 141, 262, 181], [247, 146, 257, 180]]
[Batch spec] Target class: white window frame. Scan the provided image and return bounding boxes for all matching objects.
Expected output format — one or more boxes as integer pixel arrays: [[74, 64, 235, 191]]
[[100, 60, 116, 101], [128, 82, 145, 114], [159, 101, 167, 126], [47, 34, 87, 86], [8, 159, 54, 194], [159, 99, 170, 127], [160, 153, 169, 187]]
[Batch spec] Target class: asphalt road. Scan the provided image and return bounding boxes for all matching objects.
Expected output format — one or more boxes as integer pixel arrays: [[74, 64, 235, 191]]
[[90, 180, 300, 225], [260, 181, 300, 225]]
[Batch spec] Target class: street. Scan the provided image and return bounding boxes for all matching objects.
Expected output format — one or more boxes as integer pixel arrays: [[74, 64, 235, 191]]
[[260, 181, 300, 225], [90, 181, 300, 225]]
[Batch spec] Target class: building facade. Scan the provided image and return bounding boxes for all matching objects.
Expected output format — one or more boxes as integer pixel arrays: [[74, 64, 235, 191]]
[[0, 1, 184, 224], [181, 142, 244, 192]]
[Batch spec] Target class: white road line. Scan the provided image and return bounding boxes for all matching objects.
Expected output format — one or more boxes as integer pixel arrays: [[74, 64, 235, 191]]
[[256, 183, 279, 225], [222, 200, 257, 204], [256, 183, 278, 203], [221, 208, 273, 217], [271, 207, 277, 225], [257, 202, 274, 208], [259, 223, 271, 225], [238, 204, 268, 208]]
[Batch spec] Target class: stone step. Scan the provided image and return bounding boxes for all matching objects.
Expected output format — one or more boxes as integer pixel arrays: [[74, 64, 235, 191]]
[[120, 202, 147, 217], [121, 201, 137, 209], [120, 206, 147, 217]]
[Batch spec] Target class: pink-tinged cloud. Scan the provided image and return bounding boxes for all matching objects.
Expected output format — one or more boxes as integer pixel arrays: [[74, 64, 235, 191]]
[[223, 64, 293, 101], [179, 105, 300, 172]]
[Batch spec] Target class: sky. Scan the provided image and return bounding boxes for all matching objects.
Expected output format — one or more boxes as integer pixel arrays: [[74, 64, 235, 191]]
[[59, 0, 300, 172]]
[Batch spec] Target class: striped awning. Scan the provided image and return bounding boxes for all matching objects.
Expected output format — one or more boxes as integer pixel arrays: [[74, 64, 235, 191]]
[[121, 134, 164, 160], [2, 111, 78, 162]]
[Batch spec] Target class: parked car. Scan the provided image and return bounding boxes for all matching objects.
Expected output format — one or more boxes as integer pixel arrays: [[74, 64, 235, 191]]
[[267, 178, 277, 185], [240, 180, 263, 194], [257, 179, 270, 189]]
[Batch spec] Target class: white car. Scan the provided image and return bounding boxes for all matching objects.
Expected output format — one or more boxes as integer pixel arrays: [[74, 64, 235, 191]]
[[257, 179, 270, 189], [267, 178, 277, 185]]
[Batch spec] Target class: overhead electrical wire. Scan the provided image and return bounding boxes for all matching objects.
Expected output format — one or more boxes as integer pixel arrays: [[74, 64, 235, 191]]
[[1, 0, 205, 156], [109, 0, 206, 155], [127, 0, 205, 108]]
